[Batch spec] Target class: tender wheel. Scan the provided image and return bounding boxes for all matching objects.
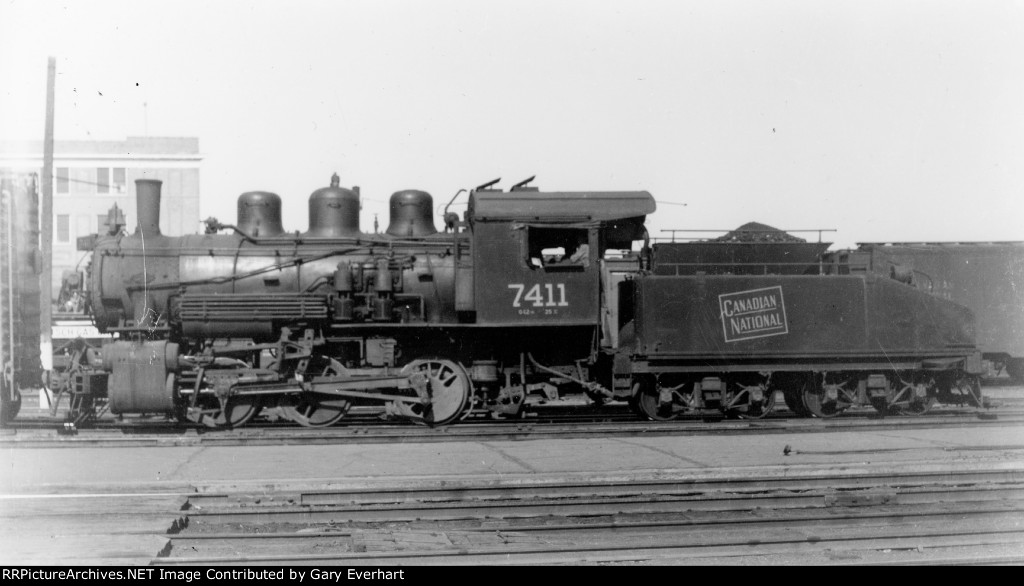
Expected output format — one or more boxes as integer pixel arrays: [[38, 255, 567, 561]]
[[775, 374, 812, 417], [734, 387, 777, 420], [869, 396, 892, 415], [801, 375, 850, 418], [899, 396, 936, 416], [278, 393, 350, 427], [399, 359, 471, 426], [781, 390, 809, 416], [631, 380, 681, 421]]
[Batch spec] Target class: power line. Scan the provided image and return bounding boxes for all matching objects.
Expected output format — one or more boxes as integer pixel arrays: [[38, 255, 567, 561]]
[[57, 176, 126, 190]]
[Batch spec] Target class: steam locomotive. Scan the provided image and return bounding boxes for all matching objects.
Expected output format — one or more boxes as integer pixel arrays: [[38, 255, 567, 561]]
[[47, 175, 984, 428]]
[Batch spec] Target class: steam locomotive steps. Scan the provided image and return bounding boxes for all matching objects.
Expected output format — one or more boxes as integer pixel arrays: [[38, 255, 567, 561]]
[[158, 467, 1024, 565]]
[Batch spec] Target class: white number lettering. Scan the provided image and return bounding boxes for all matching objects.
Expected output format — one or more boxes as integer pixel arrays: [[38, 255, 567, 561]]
[[508, 284, 525, 307], [544, 284, 556, 307], [524, 284, 544, 307], [508, 283, 570, 309]]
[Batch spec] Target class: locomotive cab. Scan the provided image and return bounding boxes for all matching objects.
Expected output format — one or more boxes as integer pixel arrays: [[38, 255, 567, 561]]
[[466, 187, 655, 327]]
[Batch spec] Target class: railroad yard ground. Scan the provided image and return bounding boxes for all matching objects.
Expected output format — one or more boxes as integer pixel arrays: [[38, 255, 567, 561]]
[[1, 381, 1023, 566]]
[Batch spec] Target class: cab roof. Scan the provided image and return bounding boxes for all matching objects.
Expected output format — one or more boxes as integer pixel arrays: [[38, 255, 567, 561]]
[[468, 190, 656, 223]]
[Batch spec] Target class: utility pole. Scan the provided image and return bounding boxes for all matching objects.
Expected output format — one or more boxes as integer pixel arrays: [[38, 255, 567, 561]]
[[40, 56, 55, 372]]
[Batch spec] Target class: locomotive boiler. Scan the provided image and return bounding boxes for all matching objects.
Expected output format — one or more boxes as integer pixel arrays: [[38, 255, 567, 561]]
[[52, 175, 985, 427]]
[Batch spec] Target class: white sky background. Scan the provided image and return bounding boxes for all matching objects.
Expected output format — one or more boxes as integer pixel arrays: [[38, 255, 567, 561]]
[[1, 0, 1022, 248]]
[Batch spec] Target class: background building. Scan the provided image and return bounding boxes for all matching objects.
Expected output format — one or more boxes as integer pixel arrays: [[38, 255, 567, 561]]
[[0, 137, 201, 298]]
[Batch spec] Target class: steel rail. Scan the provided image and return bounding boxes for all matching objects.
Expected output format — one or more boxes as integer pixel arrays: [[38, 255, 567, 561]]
[[154, 525, 1024, 565], [5, 409, 1023, 449], [185, 467, 1024, 508]]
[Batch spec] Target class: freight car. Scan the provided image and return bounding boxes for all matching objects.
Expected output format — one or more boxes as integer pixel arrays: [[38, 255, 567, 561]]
[[823, 243, 1024, 383], [42, 176, 983, 427], [0, 173, 44, 424]]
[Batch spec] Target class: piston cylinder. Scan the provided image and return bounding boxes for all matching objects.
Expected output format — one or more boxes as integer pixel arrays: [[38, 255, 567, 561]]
[[104, 341, 179, 414]]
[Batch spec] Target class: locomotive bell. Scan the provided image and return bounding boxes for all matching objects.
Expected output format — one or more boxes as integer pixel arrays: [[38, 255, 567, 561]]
[[306, 173, 361, 237], [386, 189, 437, 237], [236, 191, 284, 237]]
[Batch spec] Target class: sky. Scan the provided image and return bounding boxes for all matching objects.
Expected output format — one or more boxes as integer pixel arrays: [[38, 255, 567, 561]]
[[1, 0, 1022, 248]]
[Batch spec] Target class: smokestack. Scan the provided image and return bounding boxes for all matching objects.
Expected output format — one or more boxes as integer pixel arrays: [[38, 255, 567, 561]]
[[135, 179, 162, 236]]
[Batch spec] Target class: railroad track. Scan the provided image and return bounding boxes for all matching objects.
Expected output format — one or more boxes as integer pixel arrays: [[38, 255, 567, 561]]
[[3, 405, 1021, 448], [4, 439, 1023, 565], [156, 465, 1024, 565], [13, 386, 1023, 427]]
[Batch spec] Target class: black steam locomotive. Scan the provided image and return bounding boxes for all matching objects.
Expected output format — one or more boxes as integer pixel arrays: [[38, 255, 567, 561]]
[[51, 176, 985, 427]]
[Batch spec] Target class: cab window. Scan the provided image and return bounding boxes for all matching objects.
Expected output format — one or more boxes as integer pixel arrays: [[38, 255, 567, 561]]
[[526, 227, 590, 270]]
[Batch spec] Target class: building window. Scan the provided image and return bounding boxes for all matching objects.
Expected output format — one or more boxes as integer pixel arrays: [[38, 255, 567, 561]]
[[98, 214, 108, 233], [56, 168, 69, 193], [96, 168, 109, 193], [56, 215, 70, 243], [71, 168, 90, 194], [112, 168, 126, 192], [91, 167, 126, 193]]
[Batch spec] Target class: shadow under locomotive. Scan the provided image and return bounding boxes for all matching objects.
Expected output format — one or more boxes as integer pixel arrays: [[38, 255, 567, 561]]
[[45, 175, 986, 429]]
